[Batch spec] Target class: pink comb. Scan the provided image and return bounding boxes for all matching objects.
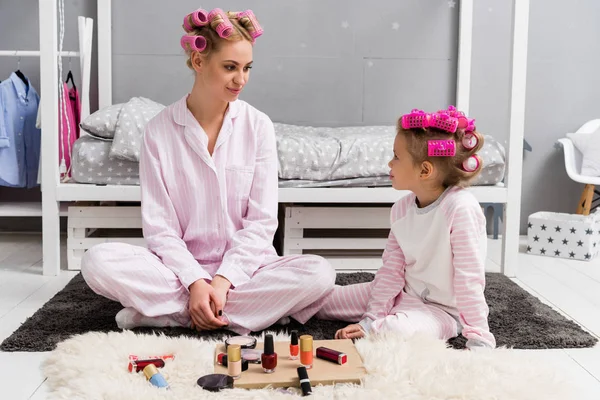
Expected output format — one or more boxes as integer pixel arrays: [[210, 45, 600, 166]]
[[428, 140, 456, 157], [208, 8, 234, 38], [237, 10, 263, 41], [180, 35, 207, 52], [183, 9, 209, 32]]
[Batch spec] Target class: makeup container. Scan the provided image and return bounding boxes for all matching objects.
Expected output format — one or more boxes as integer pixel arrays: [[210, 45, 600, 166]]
[[261, 334, 278, 373], [297, 366, 312, 396], [128, 358, 165, 373], [227, 344, 242, 379], [197, 374, 234, 392], [218, 350, 261, 365], [143, 364, 170, 389], [289, 330, 299, 360], [241, 349, 263, 364], [225, 335, 257, 349], [299, 335, 313, 369], [316, 347, 347, 365]]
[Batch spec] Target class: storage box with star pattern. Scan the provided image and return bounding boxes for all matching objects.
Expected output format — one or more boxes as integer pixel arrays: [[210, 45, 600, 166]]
[[527, 211, 600, 261]]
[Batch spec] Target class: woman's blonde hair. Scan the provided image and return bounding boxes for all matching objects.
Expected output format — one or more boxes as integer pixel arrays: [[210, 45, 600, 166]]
[[397, 121, 485, 188], [182, 9, 261, 69]]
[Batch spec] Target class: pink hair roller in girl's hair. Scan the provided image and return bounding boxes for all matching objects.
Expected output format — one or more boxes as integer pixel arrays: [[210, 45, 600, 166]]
[[401, 109, 458, 133], [401, 109, 431, 130], [180, 35, 207, 52], [428, 140, 456, 157], [183, 9, 209, 32], [462, 155, 481, 172], [462, 132, 478, 150], [237, 10, 264, 40], [208, 8, 234, 38], [429, 113, 459, 133]]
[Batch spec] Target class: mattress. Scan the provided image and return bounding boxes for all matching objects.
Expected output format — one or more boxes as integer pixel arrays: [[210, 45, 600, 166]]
[[275, 123, 505, 186], [71, 135, 139, 185], [279, 176, 392, 188], [69, 126, 504, 187]]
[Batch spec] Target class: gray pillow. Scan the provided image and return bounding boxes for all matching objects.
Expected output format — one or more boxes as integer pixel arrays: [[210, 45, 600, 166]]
[[472, 135, 506, 186], [79, 103, 124, 139], [109, 97, 165, 162]]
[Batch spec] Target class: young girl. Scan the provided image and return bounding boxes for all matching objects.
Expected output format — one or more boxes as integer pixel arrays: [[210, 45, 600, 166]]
[[317, 106, 496, 350]]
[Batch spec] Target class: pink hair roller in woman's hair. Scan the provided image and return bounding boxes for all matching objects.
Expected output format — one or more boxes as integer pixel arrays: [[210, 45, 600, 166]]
[[462, 155, 480, 172], [208, 8, 234, 38], [237, 10, 264, 40], [183, 9, 209, 32], [180, 35, 207, 52], [462, 132, 478, 150]]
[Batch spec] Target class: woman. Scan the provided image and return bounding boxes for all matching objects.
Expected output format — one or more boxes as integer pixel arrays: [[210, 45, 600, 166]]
[[81, 8, 336, 335]]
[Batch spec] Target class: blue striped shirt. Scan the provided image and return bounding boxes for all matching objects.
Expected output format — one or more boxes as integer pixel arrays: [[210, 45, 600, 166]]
[[0, 72, 41, 188]]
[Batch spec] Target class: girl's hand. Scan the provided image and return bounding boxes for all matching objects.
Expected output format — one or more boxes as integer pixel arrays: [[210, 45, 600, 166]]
[[335, 324, 365, 340]]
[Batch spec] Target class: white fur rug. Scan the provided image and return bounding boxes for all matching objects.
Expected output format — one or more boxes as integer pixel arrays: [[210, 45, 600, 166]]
[[42, 331, 575, 400]]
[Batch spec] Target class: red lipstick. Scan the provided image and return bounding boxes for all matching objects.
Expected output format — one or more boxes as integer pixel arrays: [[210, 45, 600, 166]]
[[316, 346, 347, 365], [128, 358, 165, 373]]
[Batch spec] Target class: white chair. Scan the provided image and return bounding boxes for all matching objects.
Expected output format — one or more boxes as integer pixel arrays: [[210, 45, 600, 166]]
[[558, 119, 600, 215]]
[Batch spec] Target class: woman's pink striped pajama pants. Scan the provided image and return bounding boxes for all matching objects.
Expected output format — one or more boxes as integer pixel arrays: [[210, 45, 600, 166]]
[[81, 242, 336, 335]]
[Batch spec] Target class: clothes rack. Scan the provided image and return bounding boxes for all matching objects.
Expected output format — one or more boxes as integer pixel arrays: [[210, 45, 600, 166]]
[[0, 1, 93, 269], [0, 50, 79, 57]]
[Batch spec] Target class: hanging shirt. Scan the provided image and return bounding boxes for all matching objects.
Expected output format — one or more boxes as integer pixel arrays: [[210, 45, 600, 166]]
[[0, 72, 41, 188], [140, 95, 279, 290]]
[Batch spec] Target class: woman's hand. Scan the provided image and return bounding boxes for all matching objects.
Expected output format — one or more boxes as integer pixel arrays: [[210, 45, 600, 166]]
[[335, 324, 366, 340], [188, 279, 228, 331], [210, 275, 231, 318]]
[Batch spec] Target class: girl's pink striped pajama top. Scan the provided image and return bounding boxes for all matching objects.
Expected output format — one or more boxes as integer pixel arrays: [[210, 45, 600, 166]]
[[317, 187, 496, 349]]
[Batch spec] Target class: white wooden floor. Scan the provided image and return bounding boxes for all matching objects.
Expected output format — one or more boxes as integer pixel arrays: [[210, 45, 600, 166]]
[[0, 234, 599, 399]]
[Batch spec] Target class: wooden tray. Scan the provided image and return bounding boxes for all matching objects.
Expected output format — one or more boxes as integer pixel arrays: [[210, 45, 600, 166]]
[[213, 339, 365, 389]]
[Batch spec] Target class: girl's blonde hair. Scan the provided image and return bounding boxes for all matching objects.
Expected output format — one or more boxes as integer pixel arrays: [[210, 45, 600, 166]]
[[182, 10, 260, 69], [397, 121, 485, 188]]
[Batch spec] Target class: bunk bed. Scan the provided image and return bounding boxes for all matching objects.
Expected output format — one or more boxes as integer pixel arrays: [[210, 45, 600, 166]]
[[37, 0, 529, 275]]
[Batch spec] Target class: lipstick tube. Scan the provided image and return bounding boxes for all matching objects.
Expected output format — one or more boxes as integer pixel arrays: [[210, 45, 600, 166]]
[[299, 335, 313, 369], [297, 366, 312, 396], [143, 364, 170, 389], [316, 346, 347, 365], [128, 358, 166, 373]]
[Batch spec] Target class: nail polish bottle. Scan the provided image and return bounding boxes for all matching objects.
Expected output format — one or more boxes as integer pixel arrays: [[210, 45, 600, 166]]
[[289, 330, 299, 360], [261, 334, 278, 373], [300, 334, 313, 369], [227, 344, 242, 379]]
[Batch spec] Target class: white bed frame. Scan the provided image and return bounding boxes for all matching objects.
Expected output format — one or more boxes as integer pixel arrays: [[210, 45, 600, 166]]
[[39, 0, 529, 276]]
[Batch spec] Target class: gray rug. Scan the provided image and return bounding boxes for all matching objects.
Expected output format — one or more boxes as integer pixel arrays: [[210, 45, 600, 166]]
[[1, 272, 597, 352]]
